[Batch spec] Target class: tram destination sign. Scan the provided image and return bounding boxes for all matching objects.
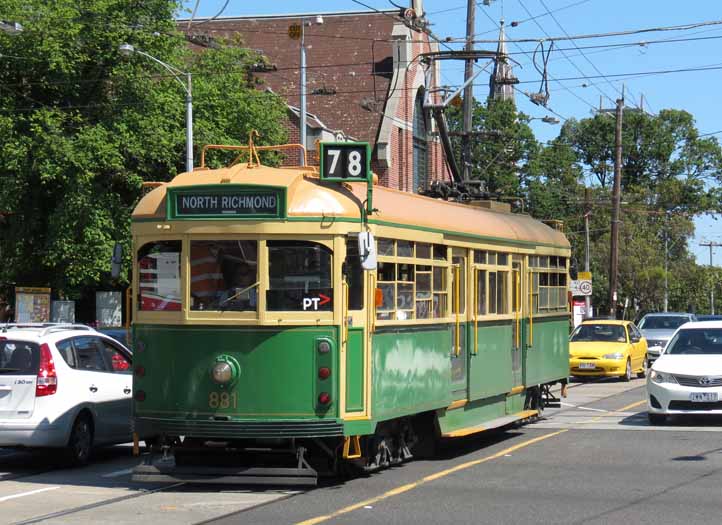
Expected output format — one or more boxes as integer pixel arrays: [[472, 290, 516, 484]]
[[167, 186, 285, 220]]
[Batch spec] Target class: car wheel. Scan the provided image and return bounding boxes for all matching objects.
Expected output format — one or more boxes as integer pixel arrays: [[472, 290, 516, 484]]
[[637, 356, 648, 378], [648, 413, 666, 425], [66, 414, 93, 467], [622, 359, 632, 382]]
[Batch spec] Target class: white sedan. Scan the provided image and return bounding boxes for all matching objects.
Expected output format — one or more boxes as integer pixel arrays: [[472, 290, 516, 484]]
[[647, 321, 722, 424]]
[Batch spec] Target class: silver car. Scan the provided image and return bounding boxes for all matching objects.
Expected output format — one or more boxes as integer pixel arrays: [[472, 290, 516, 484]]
[[638, 313, 698, 366]]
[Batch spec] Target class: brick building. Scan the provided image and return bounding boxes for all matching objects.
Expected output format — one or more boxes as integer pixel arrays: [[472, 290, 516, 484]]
[[182, 6, 452, 193]]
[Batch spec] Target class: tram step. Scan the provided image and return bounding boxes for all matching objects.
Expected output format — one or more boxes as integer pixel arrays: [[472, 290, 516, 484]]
[[132, 462, 318, 486]]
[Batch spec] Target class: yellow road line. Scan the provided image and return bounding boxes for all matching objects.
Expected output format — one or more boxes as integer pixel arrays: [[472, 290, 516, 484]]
[[295, 430, 567, 525]]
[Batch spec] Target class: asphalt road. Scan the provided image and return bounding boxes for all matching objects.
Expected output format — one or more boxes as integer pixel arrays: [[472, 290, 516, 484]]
[[3, 377, 722, 524]]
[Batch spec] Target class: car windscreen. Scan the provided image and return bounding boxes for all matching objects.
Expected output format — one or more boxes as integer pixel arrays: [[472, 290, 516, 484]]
[[0, 340, 40, 375], [638, 316, 690, 330], [570, 324, 626, 343], [665, 328, 722, 355]]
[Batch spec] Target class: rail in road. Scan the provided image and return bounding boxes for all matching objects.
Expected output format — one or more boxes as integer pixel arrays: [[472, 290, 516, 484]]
[[3, 377, 722, 524]]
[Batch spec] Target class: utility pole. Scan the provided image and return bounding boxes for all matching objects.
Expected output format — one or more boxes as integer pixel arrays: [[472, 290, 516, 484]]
[[584, 187, 592, 318], [700, 241, 722, 314], [461, 0, 475, 181], [607, 95, 624, 317]]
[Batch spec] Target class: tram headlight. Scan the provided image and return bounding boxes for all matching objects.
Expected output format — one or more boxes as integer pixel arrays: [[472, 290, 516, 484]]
[[211, 362, 233, 384], [318, 340, 331, 354]]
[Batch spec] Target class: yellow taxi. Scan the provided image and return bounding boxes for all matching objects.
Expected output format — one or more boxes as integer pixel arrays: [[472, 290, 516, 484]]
[[569, 319, 648, 381]]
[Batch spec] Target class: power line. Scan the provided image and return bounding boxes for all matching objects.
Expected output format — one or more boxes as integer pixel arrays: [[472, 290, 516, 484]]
[[514, 0, 611, 108], [538, 0, 629, 106]]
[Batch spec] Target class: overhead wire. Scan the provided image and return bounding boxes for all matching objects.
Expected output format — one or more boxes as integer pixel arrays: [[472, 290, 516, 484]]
[[516, 0, 616, 107]]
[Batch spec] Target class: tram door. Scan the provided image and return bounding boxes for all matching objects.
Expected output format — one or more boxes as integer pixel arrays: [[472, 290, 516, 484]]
[[511, 257, 524, 388], [450, 250, 468, 396]]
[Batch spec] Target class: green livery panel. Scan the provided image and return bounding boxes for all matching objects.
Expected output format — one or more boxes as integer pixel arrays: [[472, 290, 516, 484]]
[[133, 325, 338, 419]]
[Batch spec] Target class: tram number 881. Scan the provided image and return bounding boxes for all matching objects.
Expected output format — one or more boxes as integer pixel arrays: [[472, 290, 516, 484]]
[[208, 391, 238, 409]]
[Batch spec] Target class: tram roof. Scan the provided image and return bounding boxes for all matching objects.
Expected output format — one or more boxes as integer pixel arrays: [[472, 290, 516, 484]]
[[133, 164, 570, 249]]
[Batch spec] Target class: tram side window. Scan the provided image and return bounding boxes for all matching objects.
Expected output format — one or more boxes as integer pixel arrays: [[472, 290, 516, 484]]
[[138, 241, 182, 311], [344, 238, 364, 310], [190, 240, 258, 312], [530, 256, 568, 313], [376, 238, 449, 321], [267, 241, 332, 311]]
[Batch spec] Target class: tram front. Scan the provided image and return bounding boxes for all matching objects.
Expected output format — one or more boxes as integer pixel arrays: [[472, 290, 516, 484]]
[[129, 163, 371, 485]]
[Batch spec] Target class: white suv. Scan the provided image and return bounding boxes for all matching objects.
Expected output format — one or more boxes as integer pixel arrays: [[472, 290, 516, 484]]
[[0, 324, 133, 465]]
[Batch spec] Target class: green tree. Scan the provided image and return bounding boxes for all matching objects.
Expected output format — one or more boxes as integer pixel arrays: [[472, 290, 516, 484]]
[[0, 0, 286, 302]]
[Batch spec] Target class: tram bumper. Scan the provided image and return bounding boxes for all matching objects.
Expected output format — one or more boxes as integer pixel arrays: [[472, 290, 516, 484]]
[[132, 446, 318, 486]]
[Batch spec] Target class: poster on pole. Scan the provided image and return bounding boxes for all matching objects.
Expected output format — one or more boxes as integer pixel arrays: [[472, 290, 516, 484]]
[[15, 287, 51, 323]]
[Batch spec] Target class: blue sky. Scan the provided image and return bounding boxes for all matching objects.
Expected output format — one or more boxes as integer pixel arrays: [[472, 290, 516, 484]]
[[182, 0, 722, 266]]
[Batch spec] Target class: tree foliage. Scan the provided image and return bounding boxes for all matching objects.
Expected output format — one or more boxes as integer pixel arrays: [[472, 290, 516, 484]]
[[0, 0, 287, 300]]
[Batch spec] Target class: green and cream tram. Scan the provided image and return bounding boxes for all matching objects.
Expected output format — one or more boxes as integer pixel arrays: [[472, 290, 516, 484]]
[[130, 141, 571, 485]]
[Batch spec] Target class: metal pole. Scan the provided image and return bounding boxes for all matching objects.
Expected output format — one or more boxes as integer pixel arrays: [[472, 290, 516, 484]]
[[461, 0, 475, 182], [299, 21, 307, 166], [608, 95, 624, 318], [185, 72, 193, 173], [664, 231, 668, 312], [699, 242, 721, 315], [584, 188, 591, 318]]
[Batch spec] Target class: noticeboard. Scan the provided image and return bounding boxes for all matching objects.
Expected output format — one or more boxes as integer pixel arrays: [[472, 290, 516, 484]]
[[15, 287, 51, 323]]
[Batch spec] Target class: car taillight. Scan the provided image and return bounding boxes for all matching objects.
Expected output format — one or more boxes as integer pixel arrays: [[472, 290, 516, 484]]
[[36, 343, 57, 397]]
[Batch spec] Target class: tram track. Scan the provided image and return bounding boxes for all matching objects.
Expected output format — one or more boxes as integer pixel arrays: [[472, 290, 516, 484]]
[[10, 481, 187, 525]]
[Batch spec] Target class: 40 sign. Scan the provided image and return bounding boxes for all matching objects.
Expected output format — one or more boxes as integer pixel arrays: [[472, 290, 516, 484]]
[[569, 279, 593, 297]]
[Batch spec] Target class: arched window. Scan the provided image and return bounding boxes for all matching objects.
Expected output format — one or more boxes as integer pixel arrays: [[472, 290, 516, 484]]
[[413, 90, 429, 192]]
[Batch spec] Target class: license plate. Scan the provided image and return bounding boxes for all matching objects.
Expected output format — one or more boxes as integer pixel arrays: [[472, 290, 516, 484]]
[[689, 392, 718, 402], [579, 362, 596, 369]]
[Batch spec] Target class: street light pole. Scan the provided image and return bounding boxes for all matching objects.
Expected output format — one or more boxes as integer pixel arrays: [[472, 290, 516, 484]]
[[119, 44, 193, 173]]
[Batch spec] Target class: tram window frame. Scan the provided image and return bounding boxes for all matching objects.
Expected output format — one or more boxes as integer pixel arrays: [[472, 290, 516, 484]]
[[137, 240, 182, 312], [189, 240, 259, 312], [529, 255, 568, 313], [473, 250, 512, 317], [266, 241, 333, 312], [375, 238, 450, 322]]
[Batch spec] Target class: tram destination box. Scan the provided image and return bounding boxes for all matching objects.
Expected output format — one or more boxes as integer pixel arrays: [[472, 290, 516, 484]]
[[167, 185, 286, 220]]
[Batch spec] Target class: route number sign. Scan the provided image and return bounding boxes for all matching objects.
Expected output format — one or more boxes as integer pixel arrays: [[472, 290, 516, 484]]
[[320, 142, 371, 182]]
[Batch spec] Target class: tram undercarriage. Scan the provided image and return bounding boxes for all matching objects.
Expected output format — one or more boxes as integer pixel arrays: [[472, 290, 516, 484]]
[[132, 384, 560, 486]]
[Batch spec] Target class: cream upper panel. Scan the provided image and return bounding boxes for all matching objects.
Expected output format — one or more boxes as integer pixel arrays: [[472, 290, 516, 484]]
[[132, 164, 569, 250]]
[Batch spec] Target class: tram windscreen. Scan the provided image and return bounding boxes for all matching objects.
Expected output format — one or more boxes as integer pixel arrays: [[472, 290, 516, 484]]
[[137, 241, 182, 311], [190, 240, 258, 311], [267, 241, 332, 311]]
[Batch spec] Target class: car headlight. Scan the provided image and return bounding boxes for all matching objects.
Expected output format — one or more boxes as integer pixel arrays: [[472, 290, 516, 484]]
[[650, 370, 677, 384], [603, 352, 625, 360]]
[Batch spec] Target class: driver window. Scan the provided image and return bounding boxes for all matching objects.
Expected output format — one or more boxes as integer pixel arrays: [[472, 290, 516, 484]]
[[190, 240, 258, 311]]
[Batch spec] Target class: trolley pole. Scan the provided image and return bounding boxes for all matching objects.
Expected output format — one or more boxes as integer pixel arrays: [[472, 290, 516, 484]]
[[461, 0, 476, 182], [608, 96, 624, 318], [700, 241, 722, 314]]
